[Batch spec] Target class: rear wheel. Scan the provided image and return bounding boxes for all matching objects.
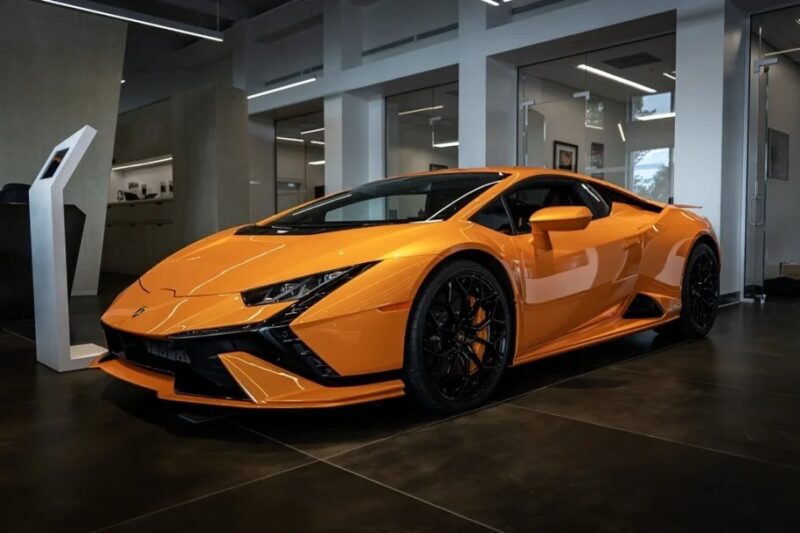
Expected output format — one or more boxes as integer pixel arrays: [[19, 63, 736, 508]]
[[404, 260, 513, 413], [657, 242, 719, 338]]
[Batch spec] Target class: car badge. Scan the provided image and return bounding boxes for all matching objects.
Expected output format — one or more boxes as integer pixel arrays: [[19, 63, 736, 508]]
[[132, 306, 147, 318]]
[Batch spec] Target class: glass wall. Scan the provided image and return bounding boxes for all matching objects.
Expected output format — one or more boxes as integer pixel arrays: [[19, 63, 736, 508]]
[[518, 34, 676, 203], [385, 82, 459, 177], [275, 111, 325, 212]]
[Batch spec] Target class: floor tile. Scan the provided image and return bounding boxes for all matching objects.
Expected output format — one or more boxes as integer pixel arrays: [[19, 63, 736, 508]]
[[333, 403, 800, 532], [0, 380, 308, 532], [103, 461, 489, 533], [512, 365, 800, 469], [616, 336, 800, 398]]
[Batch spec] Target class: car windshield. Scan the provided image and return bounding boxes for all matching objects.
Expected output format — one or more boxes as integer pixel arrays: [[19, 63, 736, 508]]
[[245, 173, 505, 234]]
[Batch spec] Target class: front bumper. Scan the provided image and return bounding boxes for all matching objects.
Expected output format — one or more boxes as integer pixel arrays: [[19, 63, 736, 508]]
[[93, 352, 404, 409]]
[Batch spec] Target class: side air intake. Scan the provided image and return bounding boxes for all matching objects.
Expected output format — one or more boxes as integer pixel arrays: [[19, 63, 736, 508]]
[[623, 294, 663, 319]]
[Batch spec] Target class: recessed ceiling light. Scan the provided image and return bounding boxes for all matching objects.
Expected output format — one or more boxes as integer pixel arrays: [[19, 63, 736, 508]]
[[120, 79, 126, 84], [309, 140, 325, 146], [301, 127, 325, 135], [577, 64, 656, 94], [662, 72, 676, 81], [307, 160, 325, 166], [432, 141, 460, 148], [40, 0, 223, 42], [276, 136, 304, 144], [248, 77, 317, 100], [480, 0, 500, 5], [617, 123, 626, 142]]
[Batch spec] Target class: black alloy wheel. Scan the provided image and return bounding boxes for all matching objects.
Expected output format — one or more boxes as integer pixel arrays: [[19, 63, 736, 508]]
[[404, 260, 513, 413], [657, 242, 719, 338]]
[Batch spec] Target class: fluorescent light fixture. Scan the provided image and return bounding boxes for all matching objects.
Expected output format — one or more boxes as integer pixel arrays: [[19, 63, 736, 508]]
[[276, 136, 304, 143], [765, 46, 800, 57], [301, 127, 325, 135], [307, 160, 325, 166], [577, 64, 656, 94], [309, 140, 325, 146], [247, 77, 317, 100], [617, 123, 626, 142], [585, 124, 604, 130], [636, 111, 676, 121], [398, 105, 444, 116], [112, 156, 172, 171], [433, 141, 460, 148], [40, 0, 223, 42], [480, 0, 500, 5], [662, 72, 676, 81]]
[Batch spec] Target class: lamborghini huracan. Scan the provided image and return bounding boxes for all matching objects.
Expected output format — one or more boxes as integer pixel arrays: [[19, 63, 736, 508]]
[[95, 168, 720, 412]]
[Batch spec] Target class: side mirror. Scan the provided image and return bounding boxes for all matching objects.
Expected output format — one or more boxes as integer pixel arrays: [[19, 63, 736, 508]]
[[529, 206, 592, 251]]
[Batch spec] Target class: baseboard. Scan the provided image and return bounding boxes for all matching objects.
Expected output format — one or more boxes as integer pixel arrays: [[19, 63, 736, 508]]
[[719, 291, 741, 307]]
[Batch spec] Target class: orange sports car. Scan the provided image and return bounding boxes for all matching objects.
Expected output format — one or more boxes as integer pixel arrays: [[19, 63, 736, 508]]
[[95, 168, 720, 412]]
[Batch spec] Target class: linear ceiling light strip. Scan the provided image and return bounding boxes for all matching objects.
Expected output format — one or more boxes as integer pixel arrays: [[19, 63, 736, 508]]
[[39, 0, 224, 42]]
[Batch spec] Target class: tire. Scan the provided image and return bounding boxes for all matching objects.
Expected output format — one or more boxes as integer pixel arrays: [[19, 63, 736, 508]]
[[656, 242, 719, 338], [404, 260, 514, 413]]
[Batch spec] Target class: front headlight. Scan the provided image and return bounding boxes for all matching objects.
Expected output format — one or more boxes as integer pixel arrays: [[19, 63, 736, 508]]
[[241, 264, 374, 306]]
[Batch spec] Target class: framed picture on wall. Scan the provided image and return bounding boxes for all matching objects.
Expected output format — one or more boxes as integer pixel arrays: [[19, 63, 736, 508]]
[[553, 141, 578, 172], [768, 128, 789, 181]]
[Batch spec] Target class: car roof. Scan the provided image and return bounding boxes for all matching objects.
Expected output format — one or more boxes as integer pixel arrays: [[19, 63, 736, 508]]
[[388, 166, 666, 211]]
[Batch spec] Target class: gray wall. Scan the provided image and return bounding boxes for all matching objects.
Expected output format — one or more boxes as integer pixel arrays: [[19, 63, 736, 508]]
[[0, 0, 126, 295]]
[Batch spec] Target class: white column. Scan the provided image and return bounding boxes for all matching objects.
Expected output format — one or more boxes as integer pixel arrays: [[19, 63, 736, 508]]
[[324, 91, 384, 193], [673, 0, 726, 231], [458, 55, 517, 168]]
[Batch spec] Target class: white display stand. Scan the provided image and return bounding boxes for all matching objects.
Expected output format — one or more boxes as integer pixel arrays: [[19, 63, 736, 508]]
[[29, 126, 107, 372]]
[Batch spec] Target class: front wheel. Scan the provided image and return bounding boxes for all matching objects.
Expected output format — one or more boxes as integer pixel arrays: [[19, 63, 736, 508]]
[[404, 260, 514, 413], [657, 242, 719, 338]]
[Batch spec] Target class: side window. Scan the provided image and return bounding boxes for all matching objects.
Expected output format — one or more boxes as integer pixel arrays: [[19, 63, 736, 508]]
[[504, 180, 586, 233], [577, 182, 611, 219], [471, 198, 513, 234]]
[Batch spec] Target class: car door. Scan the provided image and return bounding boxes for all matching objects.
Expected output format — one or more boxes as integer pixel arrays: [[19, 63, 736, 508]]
[[503, 177, 644, 352]]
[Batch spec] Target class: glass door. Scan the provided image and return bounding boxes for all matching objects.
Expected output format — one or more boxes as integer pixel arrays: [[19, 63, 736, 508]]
[[744, 55, 775, 303]]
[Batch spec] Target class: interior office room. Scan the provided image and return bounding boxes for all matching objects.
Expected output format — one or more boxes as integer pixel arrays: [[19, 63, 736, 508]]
[[2, 0, 800, 530]]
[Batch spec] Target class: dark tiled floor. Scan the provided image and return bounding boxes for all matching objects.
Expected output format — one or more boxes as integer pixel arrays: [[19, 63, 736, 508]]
[[1, 277, 799, 532]]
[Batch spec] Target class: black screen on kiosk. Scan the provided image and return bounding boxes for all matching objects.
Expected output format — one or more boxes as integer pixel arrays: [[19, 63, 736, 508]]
[[42, 148, 69, 179]]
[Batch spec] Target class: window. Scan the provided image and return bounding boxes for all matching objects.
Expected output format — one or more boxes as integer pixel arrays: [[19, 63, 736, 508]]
[[504, 180, 586, 233], [385, 83, 459, 177], [518, 33, 676, 198], [258, 173, 502, 233], [275, 112, 325, 213], [471, 199, 513, 234], [630, 148, 672, 203], [631, 92, 673, 121]]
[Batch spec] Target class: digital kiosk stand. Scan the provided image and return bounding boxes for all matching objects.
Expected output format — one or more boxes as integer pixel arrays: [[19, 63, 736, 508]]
[[29, 126, 107, 372]]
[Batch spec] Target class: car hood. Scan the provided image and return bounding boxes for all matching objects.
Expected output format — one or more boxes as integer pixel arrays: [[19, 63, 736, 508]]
[[139, 222, 445, 296]]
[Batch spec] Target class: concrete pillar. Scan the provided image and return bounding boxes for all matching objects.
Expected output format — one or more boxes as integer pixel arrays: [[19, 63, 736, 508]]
[[248, 116, 277, 221], [172, 84, 250, 245], [674, 1, 726, 231], [458, 56, 517, 168], [323, 90, 385, 195], [323, 0, 363, 72], [0, 0, 126, 296], [674, 0, 746, 295]]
